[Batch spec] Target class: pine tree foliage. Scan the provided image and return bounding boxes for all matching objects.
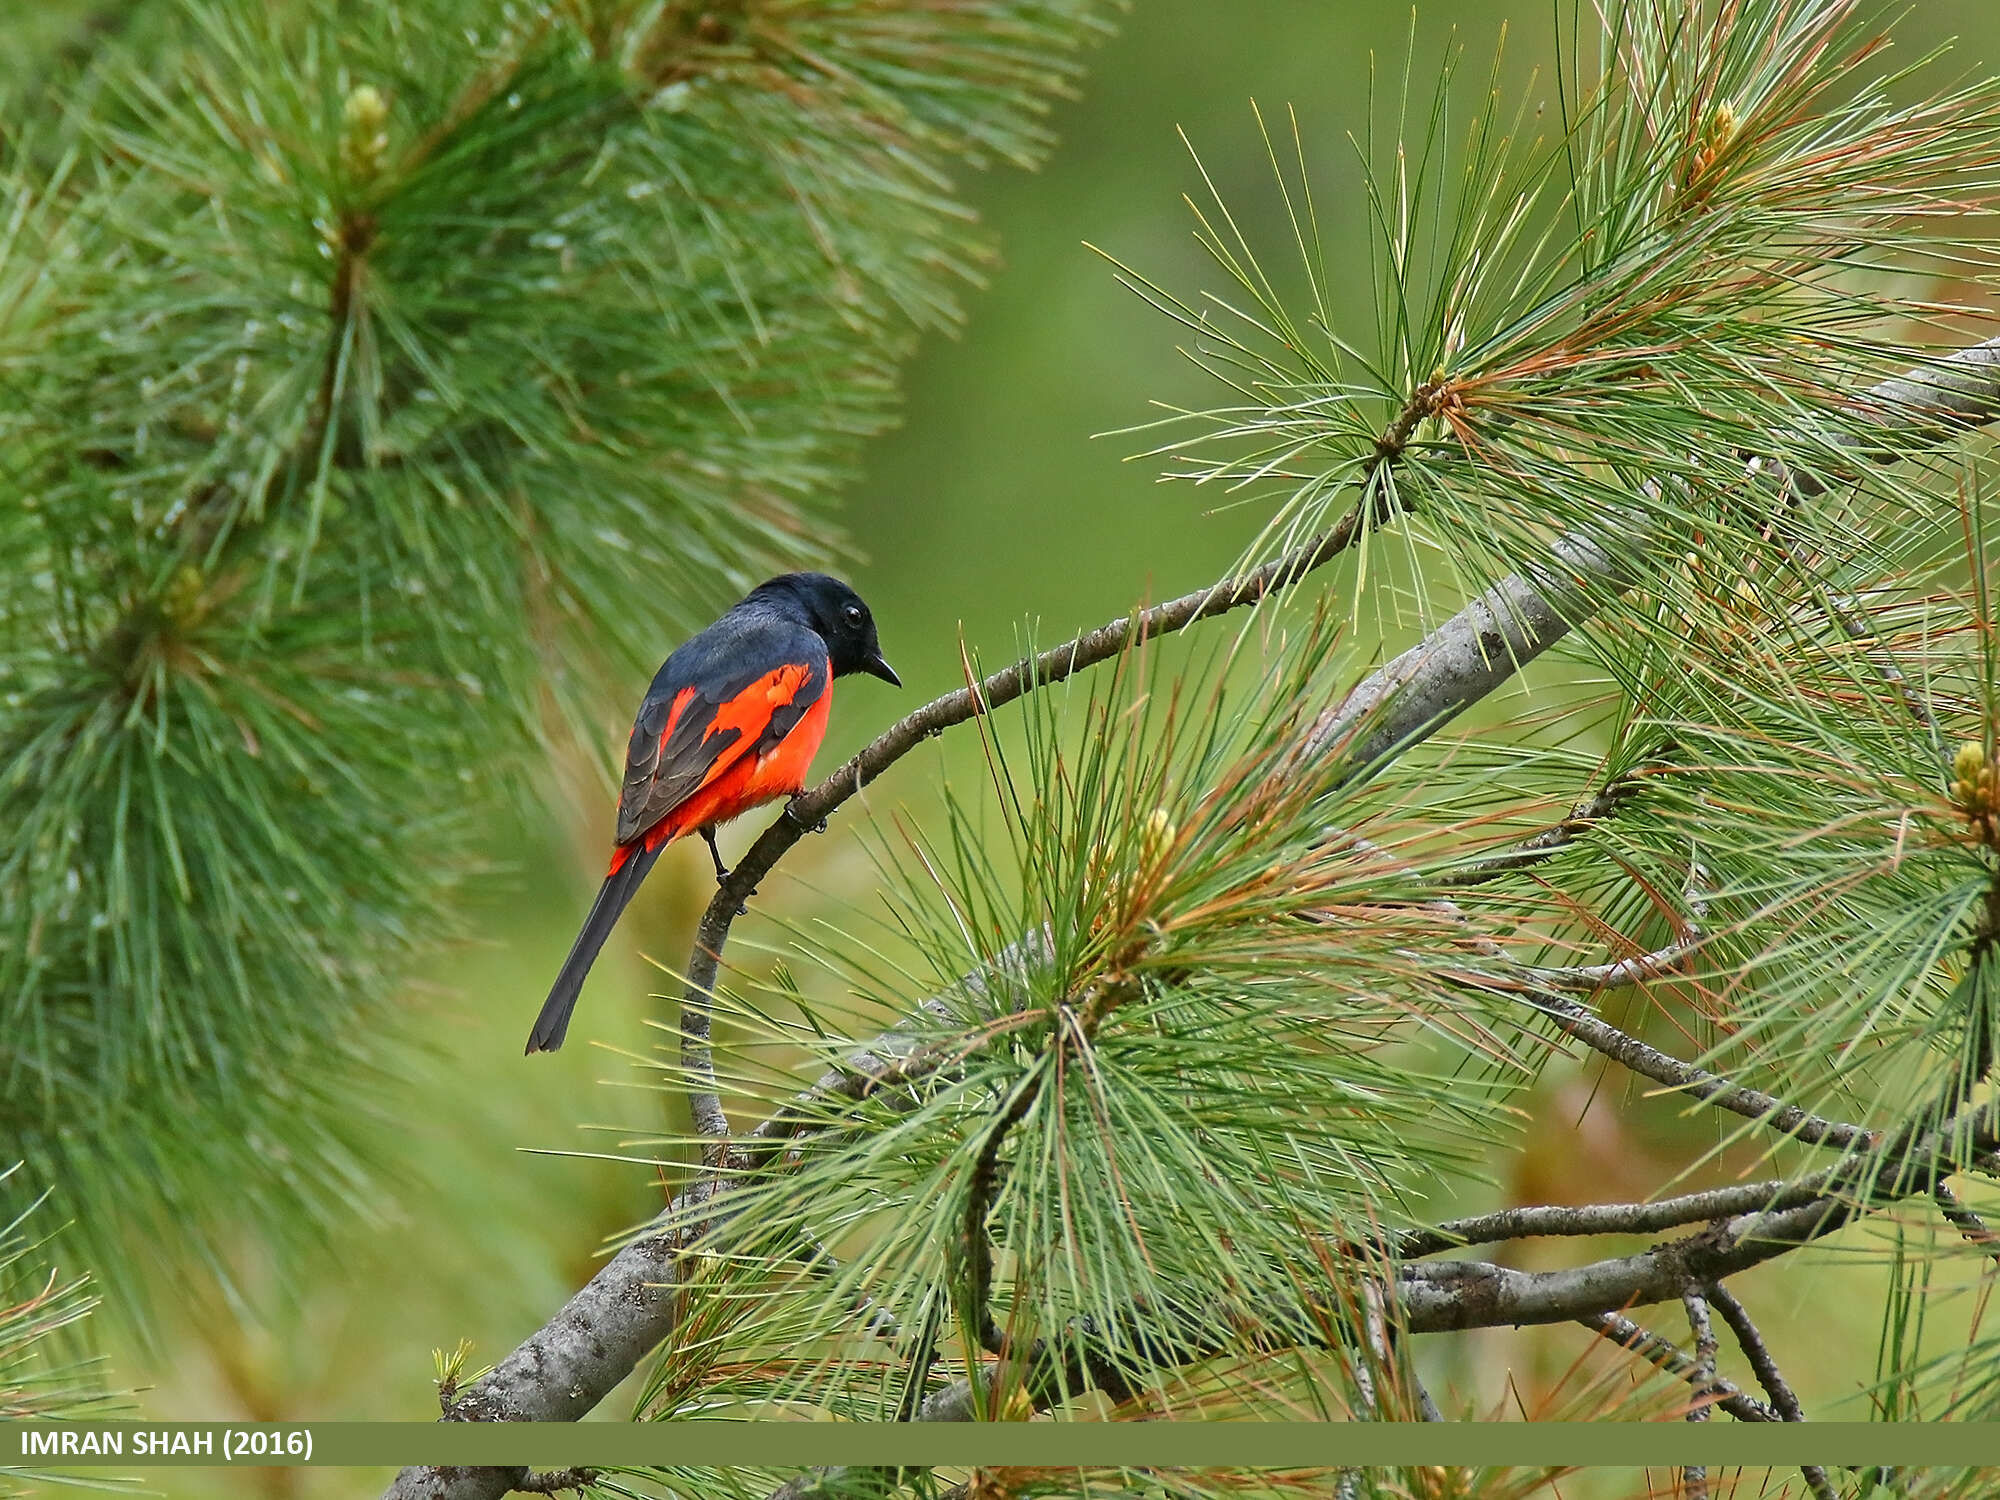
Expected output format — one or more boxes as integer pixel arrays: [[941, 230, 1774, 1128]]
[[0, 1165, 117, 1497], [1113, 0, 2000, 620], [0, 0, 1113, 1308], [384, 1, 2000, 1495], [20, 0, 2000, 1492]]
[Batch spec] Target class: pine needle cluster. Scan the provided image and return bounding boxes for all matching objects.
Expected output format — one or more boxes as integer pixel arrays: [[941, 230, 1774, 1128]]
[[0, 1163, 115, 1496], [0, 0, 1112, 1309]]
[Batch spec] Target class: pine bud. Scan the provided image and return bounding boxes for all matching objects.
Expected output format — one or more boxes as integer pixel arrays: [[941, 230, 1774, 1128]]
[[1954, 740, 1986, 787], [341, 84, 390, 182], [1710, 100, 1739, 149], [162, 565, 203, 622], [1954, 739, 1997, 847], [994, 1383, 1037, 1421], [1954, 739, 1986, 810], [1683, 99, 1740, 190]]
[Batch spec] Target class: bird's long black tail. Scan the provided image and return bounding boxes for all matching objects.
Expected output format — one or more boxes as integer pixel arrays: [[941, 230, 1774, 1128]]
[[526, 842, 668, 1054]]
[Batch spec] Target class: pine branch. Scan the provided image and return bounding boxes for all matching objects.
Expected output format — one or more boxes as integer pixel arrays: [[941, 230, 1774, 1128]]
[[1398, 1099, 2000, 1336], [1488, 981, 1875, 1149], [1395, 1175, 1835, 1259]]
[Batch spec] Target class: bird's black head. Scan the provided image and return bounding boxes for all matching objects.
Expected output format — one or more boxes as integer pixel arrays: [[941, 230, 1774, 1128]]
[[748, 572, 900, 686]]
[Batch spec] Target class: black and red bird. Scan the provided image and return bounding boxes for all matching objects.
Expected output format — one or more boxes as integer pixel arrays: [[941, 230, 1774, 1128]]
[[526, 573, 898, 1054]]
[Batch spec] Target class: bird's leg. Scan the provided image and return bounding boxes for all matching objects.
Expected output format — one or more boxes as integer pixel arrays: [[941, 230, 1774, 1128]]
[[700, 827, 730, 884]]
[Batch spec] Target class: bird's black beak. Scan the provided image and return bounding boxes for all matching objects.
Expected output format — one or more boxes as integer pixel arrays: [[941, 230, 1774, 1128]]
[[864, 652, 901, 687]]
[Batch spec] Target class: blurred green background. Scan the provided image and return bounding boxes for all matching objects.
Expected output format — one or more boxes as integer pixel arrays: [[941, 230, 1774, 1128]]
[[7, 1, 2000, 1494]]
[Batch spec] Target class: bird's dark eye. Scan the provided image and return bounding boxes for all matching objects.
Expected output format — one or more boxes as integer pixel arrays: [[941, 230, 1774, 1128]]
[[842, 603, 864, 628]]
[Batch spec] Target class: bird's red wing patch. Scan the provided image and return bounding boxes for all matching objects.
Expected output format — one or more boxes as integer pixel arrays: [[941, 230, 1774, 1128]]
[[616, 660, 827, 855], [705, 662, 814, 748], [648, 682, 833, 843]]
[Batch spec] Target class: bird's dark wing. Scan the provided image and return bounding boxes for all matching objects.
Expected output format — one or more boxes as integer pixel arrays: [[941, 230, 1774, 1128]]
[[614, 620, 829, 846]]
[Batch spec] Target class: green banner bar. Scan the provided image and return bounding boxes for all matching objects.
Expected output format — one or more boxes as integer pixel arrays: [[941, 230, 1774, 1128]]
[[5, 1422, 2000, 1469]]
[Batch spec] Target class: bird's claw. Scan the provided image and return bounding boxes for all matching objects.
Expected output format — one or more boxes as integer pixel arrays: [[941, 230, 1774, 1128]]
[[700, 828, 730, 884]]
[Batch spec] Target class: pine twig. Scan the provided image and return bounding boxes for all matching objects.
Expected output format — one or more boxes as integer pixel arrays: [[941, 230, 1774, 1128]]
[[959, 1070, 1045, 1363], [512, 1471, 599, 1496], [1704, 1283, 1805, 1420], [1762, 454, 1942, 743], [1825, 584, 1939, 735], [1578, 1310, 1778, 1424], [1436, 777, 1645, 889], [1326, 823, 1705, 992], [1527, 857, 1710, 994], [1396, 858, 1864, 1151], [1356, 818, 1844, 1149], [1352, 1282, 1387, 1420], [1461, 977, 1874, 1149], [1705, 1283, 1837, 1500], [1413, 1371, 1444, 1422], [1934, 1182, 2000, 1262], [1521, 934, 1702, 992], [1682, 1288, 1716, 1500]]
